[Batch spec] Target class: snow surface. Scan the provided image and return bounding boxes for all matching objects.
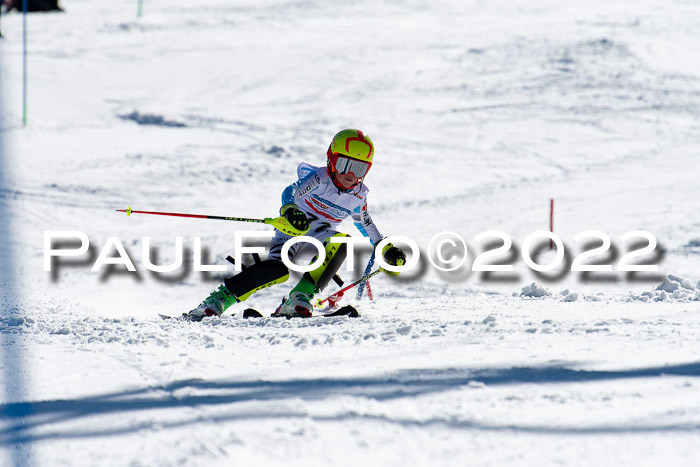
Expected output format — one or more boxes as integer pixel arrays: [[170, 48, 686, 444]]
[[1, 0, 699, 465]]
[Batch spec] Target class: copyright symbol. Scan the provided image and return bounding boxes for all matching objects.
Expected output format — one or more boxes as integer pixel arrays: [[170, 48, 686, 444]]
[[428, 231, 468, 272]]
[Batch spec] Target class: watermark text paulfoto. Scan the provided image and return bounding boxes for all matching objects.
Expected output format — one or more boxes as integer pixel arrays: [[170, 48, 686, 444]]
[[43, 229, 660, 276]]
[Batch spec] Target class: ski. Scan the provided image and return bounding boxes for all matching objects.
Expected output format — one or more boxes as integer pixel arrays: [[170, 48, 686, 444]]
[[241, 305, 359, 319], [159, 312, 218, 322], [159, 313, 199, 321], [159, 305, 359, 322]]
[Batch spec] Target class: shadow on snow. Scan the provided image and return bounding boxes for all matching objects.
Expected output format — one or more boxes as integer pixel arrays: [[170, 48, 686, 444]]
[[1, 361, 699, 445]]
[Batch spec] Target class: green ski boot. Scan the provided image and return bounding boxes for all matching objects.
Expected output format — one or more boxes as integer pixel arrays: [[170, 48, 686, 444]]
[[184, 285, 238, 322]]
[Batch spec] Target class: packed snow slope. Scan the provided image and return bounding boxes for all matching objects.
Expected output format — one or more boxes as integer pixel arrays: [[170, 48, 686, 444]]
[[0, 0, 699, 466]]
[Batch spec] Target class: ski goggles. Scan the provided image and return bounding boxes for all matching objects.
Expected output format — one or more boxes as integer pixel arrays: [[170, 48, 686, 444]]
[[332, 154, 371, 178]]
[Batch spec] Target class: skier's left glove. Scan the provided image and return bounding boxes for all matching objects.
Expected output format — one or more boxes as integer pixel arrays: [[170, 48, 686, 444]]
[[280, 203, 310, 232], [380, 243, 406, 276]]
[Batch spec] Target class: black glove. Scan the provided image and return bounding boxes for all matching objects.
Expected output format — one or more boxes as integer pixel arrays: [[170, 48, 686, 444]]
[[280, 203, 310, 232], [381, 243, 406, 276]]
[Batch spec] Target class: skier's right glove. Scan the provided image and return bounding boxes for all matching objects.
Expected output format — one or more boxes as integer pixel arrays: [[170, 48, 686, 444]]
[[381, 243, 406, 276], [280, 203, 310, 232]]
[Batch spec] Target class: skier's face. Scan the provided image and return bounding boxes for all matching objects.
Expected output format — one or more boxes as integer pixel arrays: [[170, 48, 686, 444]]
[[335, 172, 359, 189]]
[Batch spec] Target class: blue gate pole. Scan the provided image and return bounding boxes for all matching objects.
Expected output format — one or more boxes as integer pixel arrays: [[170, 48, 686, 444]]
[[356, 251, 375, 300]]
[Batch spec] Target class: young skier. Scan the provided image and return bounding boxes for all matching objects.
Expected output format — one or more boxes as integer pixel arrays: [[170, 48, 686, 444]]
[[185, 129, 406, 321]]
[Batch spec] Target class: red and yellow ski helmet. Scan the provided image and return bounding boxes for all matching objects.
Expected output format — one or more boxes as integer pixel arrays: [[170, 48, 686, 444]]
[[326, 129, 374, 186]]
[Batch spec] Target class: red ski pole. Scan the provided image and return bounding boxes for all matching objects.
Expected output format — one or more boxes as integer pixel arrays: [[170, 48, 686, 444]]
[[116, 206, 309, 237], [316, 269, 383, 308]]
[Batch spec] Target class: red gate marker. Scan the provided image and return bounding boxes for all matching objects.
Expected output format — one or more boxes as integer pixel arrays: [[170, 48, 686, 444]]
[[549, 198, 554, 249]]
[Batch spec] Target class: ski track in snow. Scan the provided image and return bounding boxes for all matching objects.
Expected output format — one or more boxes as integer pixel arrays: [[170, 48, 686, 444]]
[[1, 0, 700, 465]]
